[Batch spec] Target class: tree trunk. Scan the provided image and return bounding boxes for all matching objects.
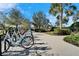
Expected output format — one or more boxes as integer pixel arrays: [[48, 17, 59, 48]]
[[59, 15, 62, 29], [59, 3, 63, 30], [38, 26, 40, 32]]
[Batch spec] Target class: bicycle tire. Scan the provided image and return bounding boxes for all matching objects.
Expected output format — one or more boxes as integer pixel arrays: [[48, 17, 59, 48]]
[[2, 40, 10, 53], [21, 36, 34, 49]]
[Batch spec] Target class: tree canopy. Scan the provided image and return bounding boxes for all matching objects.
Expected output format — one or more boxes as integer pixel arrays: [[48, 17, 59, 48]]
[[49, 3, 77, 29], [32, 11, 52, 31]]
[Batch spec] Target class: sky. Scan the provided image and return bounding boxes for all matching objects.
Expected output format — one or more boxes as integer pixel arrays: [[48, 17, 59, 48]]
[[0, 3, 79, 27]]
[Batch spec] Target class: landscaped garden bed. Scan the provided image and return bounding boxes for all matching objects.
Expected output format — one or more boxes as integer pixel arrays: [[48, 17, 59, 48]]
[[64, 34, 79, 47]]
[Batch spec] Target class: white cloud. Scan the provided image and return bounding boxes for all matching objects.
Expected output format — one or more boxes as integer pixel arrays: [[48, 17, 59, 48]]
[[0, 3, 17, 23], [46, 13, 56, 26], [0, 3, 16, 11]]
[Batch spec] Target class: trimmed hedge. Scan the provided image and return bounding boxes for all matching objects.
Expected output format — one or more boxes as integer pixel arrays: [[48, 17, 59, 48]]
[[53, 28, 71, 35], [64, 34, 79, 46]]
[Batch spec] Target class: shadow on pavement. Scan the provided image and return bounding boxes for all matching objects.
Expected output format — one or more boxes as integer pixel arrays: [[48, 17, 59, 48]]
[[2, 49, 29, 56], [2, 33, 53, 56]]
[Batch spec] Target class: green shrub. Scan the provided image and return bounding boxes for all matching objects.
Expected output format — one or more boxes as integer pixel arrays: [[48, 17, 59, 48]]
[[34, 29, 47, 32], [50, 27, 55, 31], [54, 28, 71, 35], [70, 22, 79, 32], [40, 29, 47, 32], [64, 35, 79, 46], [34, 29, 40, 32]]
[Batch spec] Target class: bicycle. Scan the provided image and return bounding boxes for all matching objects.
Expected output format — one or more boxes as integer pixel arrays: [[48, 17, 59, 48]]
[[2, 28, 34, 53], [1, 33, 10, 53]]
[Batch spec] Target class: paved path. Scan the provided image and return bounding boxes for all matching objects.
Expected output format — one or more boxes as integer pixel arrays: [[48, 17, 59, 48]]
[[2, 32, 79, 56], [33, 32, 79, 56]]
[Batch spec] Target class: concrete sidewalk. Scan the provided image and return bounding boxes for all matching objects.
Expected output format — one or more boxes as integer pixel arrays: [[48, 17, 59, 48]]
[[33, 32, 79, 56], [2, 32, 79, 56]]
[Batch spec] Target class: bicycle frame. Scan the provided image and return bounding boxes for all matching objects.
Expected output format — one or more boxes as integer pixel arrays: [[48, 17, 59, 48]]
[[3, 29, 34, 48]]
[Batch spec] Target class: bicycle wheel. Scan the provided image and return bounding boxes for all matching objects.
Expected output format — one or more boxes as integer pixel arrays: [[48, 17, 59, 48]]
[[2, 40, 10, 53], [21, 36, 34, 49]]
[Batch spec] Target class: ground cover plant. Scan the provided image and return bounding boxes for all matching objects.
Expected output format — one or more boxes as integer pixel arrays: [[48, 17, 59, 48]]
[[64, 33, 79, 46]]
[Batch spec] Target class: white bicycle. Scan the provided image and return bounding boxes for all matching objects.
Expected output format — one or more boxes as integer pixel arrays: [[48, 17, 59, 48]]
[[2, 28, 34, 53]]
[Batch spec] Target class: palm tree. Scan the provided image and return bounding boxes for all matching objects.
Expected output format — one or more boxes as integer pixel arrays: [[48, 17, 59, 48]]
[[49, 3, 77, 29], [71, 10, 79, 32], [73, 10, 79, 23]]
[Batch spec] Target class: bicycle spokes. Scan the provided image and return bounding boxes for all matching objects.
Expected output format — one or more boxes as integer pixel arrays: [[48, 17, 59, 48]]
[[2, 29, 34, 53], [21, 36, 34, 48]]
